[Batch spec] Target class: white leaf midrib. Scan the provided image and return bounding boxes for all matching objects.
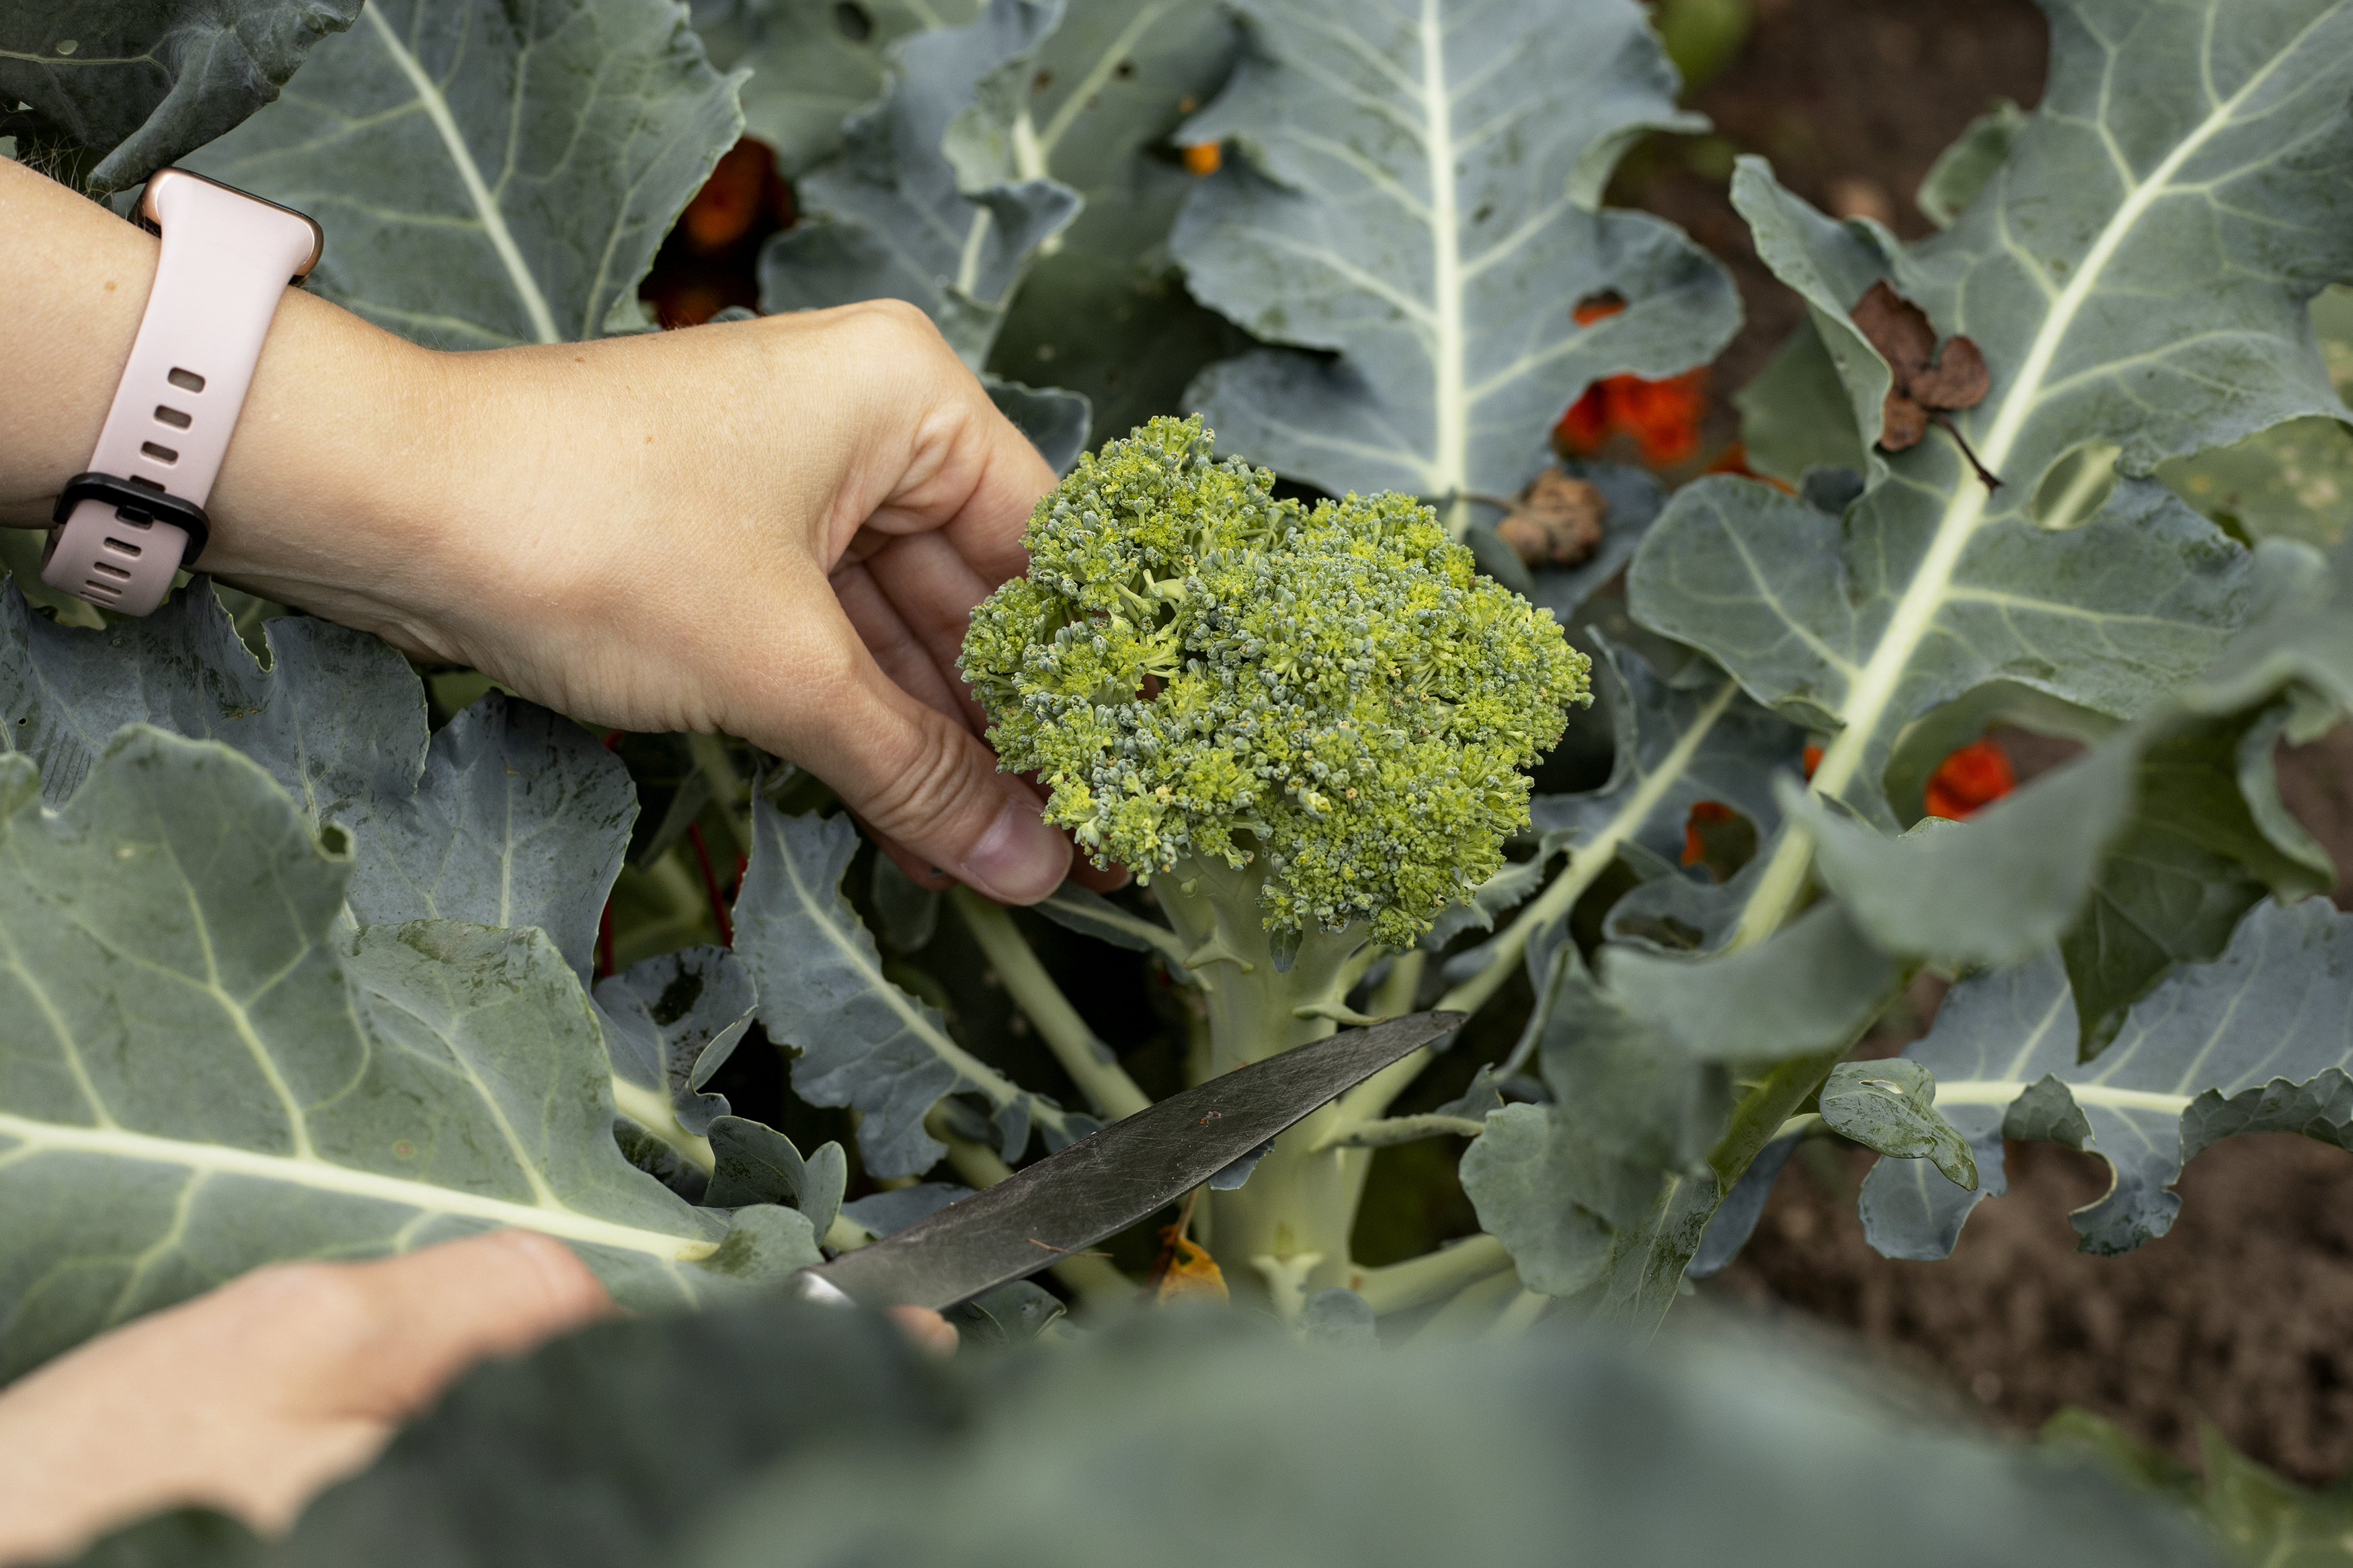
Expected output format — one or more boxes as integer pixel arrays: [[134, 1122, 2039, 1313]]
[[0, 1109, 719, 1260], [366, 4, 561, 345]]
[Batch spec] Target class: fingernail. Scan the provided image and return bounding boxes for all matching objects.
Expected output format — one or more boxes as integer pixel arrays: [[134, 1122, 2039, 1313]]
[[961, 793, 1070, 903]]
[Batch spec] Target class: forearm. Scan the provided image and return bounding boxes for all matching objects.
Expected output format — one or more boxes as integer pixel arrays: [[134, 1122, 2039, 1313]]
[[0, 159, 459, 628]]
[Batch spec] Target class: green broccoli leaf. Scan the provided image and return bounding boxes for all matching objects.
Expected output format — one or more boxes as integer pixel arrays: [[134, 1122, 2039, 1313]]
[[2159, 286, 2353, 554], [692, 0, 982, 177], [1632, 1, 2353, 948], [758, 0, 1077, 366], [598, 944, 756, 1150], [704, 1115, 847, 1238], [1862, 898, 2353, 1262], [1783, 536, 2346, 1048], [1731, 315, 1868, 487], [184, 0, 742, 347], [732, 796, 1096, 1178], [1818, 1059, 1977, 1192], [0, 731, 813, 1379], [1169, 0, 1738, 510], [982, 0, 1250, 448], [0, 583, 637, 984], [0, 0, 363, 194]]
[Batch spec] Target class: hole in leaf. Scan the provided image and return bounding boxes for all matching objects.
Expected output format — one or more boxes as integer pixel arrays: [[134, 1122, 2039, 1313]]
[[1681, 801, 1757, 882], [2032, 442, 2120, 530], [1572, 292, 1626, 327]]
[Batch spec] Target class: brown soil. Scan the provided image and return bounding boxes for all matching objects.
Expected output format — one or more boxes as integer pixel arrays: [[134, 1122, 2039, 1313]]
[[1640, 1, 2353, 1487]]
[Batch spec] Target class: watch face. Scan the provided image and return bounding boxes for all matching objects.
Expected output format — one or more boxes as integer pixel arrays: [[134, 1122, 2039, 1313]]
[[140, 167, 327, 282]]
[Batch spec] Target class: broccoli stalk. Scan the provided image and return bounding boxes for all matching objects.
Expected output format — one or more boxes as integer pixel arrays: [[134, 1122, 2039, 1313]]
[[962, 417, 1589, 1311]]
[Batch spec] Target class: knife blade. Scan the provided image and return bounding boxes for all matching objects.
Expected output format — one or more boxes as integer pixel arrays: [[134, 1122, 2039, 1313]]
[[795, 1009, 1464, 1310]]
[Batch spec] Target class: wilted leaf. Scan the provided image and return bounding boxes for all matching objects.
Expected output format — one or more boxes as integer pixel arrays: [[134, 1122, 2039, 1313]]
[[733, 798, 1094, 1177], [1519, 463, 1669, 628], [0, 0, 363, 193], [1847, 280, 1990, 460], [186, 0, 742, 347], [1818, 1059, 1977, 1191], [1170, 0, 1738, 509], [0, 731, 811, 1378]]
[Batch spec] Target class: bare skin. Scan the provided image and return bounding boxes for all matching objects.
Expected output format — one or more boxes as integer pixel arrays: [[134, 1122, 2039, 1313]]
[[0, 157, 1053, 1560], [0, 1233, 955, 1563], [0, 156, 1096, 899]]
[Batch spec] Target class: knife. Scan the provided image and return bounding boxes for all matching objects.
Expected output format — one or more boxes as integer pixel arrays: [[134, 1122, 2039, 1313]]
[[792, 1009, 1464, 1311]]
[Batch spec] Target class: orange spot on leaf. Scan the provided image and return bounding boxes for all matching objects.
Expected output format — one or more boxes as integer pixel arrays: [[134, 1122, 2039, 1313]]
[[1802, 744, 1824, 780], [1181, 142, 1222, 175]]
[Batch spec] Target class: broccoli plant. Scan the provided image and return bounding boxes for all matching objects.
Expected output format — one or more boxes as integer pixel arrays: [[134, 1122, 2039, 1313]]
[[9, 0, 2353, 1561], [958, 414, 1587, 1304]]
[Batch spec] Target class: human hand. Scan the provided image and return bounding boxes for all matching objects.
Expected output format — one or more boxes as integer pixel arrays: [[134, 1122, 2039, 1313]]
[[0, 1231, 963, 1564], [1, 162, 1100, 903], [0, 1231, 610, 1563]]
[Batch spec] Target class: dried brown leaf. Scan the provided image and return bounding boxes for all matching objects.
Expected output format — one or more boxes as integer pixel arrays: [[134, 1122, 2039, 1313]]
[[1497, 469, 1607, 567]]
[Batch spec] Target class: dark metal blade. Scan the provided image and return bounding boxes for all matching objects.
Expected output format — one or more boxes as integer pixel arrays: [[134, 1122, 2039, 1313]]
[[802, 1009, 1464, 1310]]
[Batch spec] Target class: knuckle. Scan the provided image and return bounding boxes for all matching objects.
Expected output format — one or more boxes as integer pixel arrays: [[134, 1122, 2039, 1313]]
[[236, 1260, 379, 1346], [857, 708, 985, 838]]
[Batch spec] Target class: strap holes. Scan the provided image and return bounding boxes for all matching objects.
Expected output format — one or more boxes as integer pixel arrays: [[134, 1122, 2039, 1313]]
[[153, 405, 192, 430], [102, 536, 145, 559], [91, 561, 132, 581], [140, 441, 179, 464], [109, 510, 153, 529], [83, 579, 123, 597], [167, 368, 206, 393], [125, 475, 165, 495]]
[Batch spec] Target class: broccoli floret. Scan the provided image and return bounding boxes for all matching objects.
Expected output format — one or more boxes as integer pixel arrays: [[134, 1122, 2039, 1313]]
[[961, 416, 1591, 947]]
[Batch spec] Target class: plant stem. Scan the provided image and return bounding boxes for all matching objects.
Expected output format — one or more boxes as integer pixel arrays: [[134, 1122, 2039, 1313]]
[[1406, 1266, 1523, 1344], [1349, 1232, 1509, 1314], [686, 731, 751, 858], [1368, 948, 1426, 1017], [951, 886, 1151, 1121], [1154, 858, 1371, 1313], [1312, 1114, 1486, 1151], [1486, 1289, 1550, 1340], [608, 1077, 715, 1173]]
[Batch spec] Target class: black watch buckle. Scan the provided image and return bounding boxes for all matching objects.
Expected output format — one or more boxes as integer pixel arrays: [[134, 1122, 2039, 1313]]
[[50, 472, 211, 569]]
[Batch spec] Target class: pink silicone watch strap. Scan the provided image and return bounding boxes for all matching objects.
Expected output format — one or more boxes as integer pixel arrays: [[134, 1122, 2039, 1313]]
[[44, 169, 321, 616]]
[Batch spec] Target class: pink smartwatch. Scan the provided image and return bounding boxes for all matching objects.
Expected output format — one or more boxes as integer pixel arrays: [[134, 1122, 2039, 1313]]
[[46, 168, 323, 616]]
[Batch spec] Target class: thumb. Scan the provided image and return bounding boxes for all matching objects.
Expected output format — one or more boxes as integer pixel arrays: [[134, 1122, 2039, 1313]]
[[800, 643, 1072, 905]]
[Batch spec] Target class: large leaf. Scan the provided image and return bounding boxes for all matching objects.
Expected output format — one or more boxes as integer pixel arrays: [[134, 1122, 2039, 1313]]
[[1634, 0, 2353, 914], [732, 798, 1094, 1178], [0, 731, 811, 1380], [1790, 536, 2346, 1046], [693, 0, 984, 177], [1868, 898, 2353, 1260], [758, 0, 1078, 367], [187, 0, 742, 347], [1169, 0, 1739, 511], [0, 583, 637, 982], [0, 0, 362, 194], [981, 0, 1247, 447]]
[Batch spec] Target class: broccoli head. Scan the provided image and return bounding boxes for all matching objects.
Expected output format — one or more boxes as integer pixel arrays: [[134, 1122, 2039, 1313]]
[[961, 417, 1591, 946]]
